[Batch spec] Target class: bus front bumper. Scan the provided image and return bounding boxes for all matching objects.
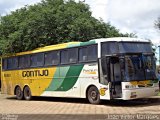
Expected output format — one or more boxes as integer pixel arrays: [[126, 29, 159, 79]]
[[122, 87, 159, 100]]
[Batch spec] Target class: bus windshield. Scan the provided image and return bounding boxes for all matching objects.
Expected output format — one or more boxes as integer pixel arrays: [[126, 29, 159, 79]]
[[119, 42, 152, 53], [124, 55, 157, 81], [101, 41, 153, 56]]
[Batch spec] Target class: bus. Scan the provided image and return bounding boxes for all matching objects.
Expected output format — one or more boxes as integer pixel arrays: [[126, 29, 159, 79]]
[[0, 64, 1, 90], [1, 37, 159, 104]]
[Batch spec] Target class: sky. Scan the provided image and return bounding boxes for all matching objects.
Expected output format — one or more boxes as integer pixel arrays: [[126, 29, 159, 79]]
[[0, 0, 160, 43], [0, 0, 160, 60]]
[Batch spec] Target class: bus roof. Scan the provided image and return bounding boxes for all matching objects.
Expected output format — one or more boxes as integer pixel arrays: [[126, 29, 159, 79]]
[[3, 37, 150, 57], [3, 40, 96, 57], [16, 42, 81, 56], [92, 37, 150, 43]]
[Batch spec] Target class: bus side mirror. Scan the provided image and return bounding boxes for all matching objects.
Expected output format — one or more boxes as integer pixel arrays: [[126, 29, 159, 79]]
[[119, 58, 125, 69]]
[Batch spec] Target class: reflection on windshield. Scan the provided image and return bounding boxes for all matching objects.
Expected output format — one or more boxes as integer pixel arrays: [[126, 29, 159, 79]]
[[119, 42, 152, 53], [101, 42, 153, 56], [125, 56, 145, 81], [143, 55, 157, 80], [124, 55, 157, 81]]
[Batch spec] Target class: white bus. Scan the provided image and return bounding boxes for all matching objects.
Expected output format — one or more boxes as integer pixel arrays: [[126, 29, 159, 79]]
[[1, 37, 159, 104]]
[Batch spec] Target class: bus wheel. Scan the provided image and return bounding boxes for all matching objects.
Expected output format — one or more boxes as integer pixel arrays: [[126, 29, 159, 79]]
[[23, 86, 32, 100], [15, 86, 23, 100], [87, 86, 101, 104]]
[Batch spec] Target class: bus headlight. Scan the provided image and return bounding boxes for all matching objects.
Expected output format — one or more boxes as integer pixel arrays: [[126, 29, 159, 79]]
[[125, 85, 130, 88], [125, 85, 136, 89], [154, 83, 159, 87]]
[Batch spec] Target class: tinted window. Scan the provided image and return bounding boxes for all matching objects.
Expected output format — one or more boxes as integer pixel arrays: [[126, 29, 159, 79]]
[[7, 57, 18, 69], [79, 45, 97, 62], [79, 47, 87, 62], [88, 45, 97, 61], [45, 51, 59, 65], [118, 42, 152, 53], [30, 53, 44, 67], [68, 48, 78, 63], [2, 58, 7, 70], [19, 55, 30, 68], [101, 42, 118, 56], [61, 50, 68, 64]]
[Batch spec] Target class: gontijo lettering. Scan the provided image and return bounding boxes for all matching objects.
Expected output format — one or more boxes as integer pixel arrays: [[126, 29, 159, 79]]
[[22, 69, 49, 77]]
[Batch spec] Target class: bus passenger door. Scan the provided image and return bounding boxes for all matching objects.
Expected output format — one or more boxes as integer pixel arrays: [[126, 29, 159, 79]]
[[99, 56, 122, 99], [109, 57, 122, 99], [99, 57, 111, 99]]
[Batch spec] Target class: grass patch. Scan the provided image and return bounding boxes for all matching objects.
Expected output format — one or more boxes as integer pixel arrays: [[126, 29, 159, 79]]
[[158, 92, 160, 96]]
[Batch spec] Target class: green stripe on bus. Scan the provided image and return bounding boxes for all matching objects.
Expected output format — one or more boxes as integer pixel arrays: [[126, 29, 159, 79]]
[[80, 40, 95, 46], [55, 65, 84, 91], [46, 66, 70, 91]]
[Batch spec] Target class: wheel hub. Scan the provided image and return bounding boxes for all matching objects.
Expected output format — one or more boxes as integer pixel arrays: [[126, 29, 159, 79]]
[[91, 91, 97, 100], [17, 88, 21, 96]]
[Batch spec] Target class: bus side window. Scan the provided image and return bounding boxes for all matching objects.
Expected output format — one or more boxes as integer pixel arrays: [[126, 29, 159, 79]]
[[88, 45, 97, 61], [60, 50, 68, 64], [7, 57, 18, 69], [68, 48, 78, 63], [37, 53, 44, 66], [45, 51, 59, 66], [31, 54, 37, 67], [79, 47, 87, 62], [30, 53, 44, 67], [19, 56, 24, 68], [7, 58, 12, 69], [19, 55, 30, 68], [2, 58, 7, 70]]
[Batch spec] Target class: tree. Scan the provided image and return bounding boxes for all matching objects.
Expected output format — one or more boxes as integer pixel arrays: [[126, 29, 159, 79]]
[[155, 17, 160, 30], [0, 0, 131, 54]]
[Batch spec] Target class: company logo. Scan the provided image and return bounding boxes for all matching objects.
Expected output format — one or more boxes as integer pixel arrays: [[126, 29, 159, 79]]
[[22, 69, 49, 77], [99, 88, 107, 96], [83, 69, 98, 74]]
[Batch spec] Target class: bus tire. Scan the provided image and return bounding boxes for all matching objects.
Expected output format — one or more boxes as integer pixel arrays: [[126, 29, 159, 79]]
[[15, 86, 23, 100], [87, 86, 101, 104], [23, 86, 32, 100]]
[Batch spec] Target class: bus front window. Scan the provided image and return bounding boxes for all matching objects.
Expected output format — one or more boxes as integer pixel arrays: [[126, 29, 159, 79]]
[[124, 55, 157, 81], [143, 55, 157, 80], [125, 55, 145, 81]]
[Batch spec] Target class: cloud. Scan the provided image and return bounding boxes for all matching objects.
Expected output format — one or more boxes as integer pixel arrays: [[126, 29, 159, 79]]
[[105, 0, 160, 44], [0, 0, 41, 16], [0, 0, 160, 45], [85, 0, 109, 22], [84, 0, 160, 44]]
